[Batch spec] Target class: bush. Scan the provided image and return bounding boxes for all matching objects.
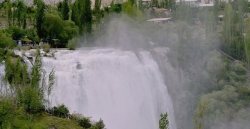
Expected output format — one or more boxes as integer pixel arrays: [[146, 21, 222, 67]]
[[0, 99, 15, 128], [93, 119, 105, 129], [42, 43, 50, 53], [22, 86, 45, 113], [70, 113, 83, 121], [70, 113, 105, 129], [51, 104, 69, 118], [79, 117, 91, 128], [0, 31, 17, 49], [0, 48, 5, 62], [66, 38, 78, 50]]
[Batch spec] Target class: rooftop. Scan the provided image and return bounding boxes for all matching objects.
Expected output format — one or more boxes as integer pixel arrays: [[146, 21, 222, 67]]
[[146, 17, 172, 22]]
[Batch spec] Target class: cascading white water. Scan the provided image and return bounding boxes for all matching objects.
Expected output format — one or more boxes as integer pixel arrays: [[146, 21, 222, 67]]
[[43, 48, 176, 129]]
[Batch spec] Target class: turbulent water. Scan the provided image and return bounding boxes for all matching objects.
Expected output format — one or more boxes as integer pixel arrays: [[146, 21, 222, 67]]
[[42, 48, 176, 129]]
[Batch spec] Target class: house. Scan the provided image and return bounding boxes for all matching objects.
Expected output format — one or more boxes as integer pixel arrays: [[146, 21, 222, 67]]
[[176, 0, 199, 7], [198, 0, 214, 7], [142, 0, 151, 5], [146, 17, 172, 23], [141, 0, 151, 7], [21, 37, 32, 45]]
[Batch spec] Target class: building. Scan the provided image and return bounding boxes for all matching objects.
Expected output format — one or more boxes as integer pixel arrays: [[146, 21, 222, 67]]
[[176, 0, 199, 7], [146, 17, 172, 23]]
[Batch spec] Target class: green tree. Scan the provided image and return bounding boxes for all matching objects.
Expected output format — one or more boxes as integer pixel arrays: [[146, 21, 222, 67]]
[[122, 1, 143, 21], [47, 70, 54, 108], [72, 0, 92, 34], [110, 2, 122, 13], [16, 0, 26, 28], [59, 20, 79, 44], [173, 1, 193, 23], [152, 0, 158, 7], [42, 14, 79, 46], [222, 3, 245, 60], [36, 0, 45, 39], [6, 0, 12, 26], [0, 99, 15, 128], [22, 49, 44, 112], [222, 3, 234, 57], [6, 26, 26, 40], [245, 19, 250, 67], [159, 112, 169, 129], [71, 0, 81, 27], [81, 0, 92, 34], [62, 0, 70, 20], [93, 119, 105, 129], [161, 0, 175, 9], [194, 101, 208, 129], [94, 0, 102, 25], [42, 13, 64, 40], [0, 31, 16, 49]]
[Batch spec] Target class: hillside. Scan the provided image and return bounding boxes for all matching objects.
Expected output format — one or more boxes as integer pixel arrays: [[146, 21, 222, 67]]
[[18, 112, 84, 129], [0, 0, 125, 6]]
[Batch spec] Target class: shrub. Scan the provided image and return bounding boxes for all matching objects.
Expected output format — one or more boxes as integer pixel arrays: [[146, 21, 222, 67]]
[[66, 38, 78, 50], [0, 31, 17, 49], [93, 119, 105, 129], [52, 104, 69, 118], [0, 48, 5, 62], [70, 113, 83, 122], [42, 43, 50, 53], [79, 117, 91, 128]]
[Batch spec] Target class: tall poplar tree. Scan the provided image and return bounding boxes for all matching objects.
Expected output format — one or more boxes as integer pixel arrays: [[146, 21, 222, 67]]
[[72, 0, 92, 34], [6, 0, 12, 26], [82, 0, 92, 34], [17, 0, 26, 28], [222, 3, 234, 57], [36, 0, 45, 39], [222, 3, 245, 60], [71, 0, 81, 30], [94, 0, 102, 24], [62, 0, 70, 20]]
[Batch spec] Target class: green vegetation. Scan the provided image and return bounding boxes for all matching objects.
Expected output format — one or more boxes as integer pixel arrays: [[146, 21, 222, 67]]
[[159, 112, 169, 129], [67, 38, 79, 50], [33, 114, 83, 129], [163, 1, 250, 129], [1, 0, 250, 128], [71, 0, 92, 34], [0, 49, 106, 128], [0, 30, 16, 49], [41, 43, 50, 53]]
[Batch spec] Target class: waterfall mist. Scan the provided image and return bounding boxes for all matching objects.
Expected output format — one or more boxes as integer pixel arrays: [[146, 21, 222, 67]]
[[43, 49, 176, 129]]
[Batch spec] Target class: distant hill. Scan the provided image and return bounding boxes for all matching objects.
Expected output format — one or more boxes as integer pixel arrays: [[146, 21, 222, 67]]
[[0, 0, 125, 7]]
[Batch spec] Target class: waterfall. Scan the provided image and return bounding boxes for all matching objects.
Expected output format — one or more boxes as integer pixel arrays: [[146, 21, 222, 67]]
[[43, 48, 176, 129]]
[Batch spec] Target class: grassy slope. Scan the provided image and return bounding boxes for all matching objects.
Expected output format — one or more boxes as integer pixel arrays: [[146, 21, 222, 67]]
[[13, 112, 84, 129], [34, 115, 83, 129]]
